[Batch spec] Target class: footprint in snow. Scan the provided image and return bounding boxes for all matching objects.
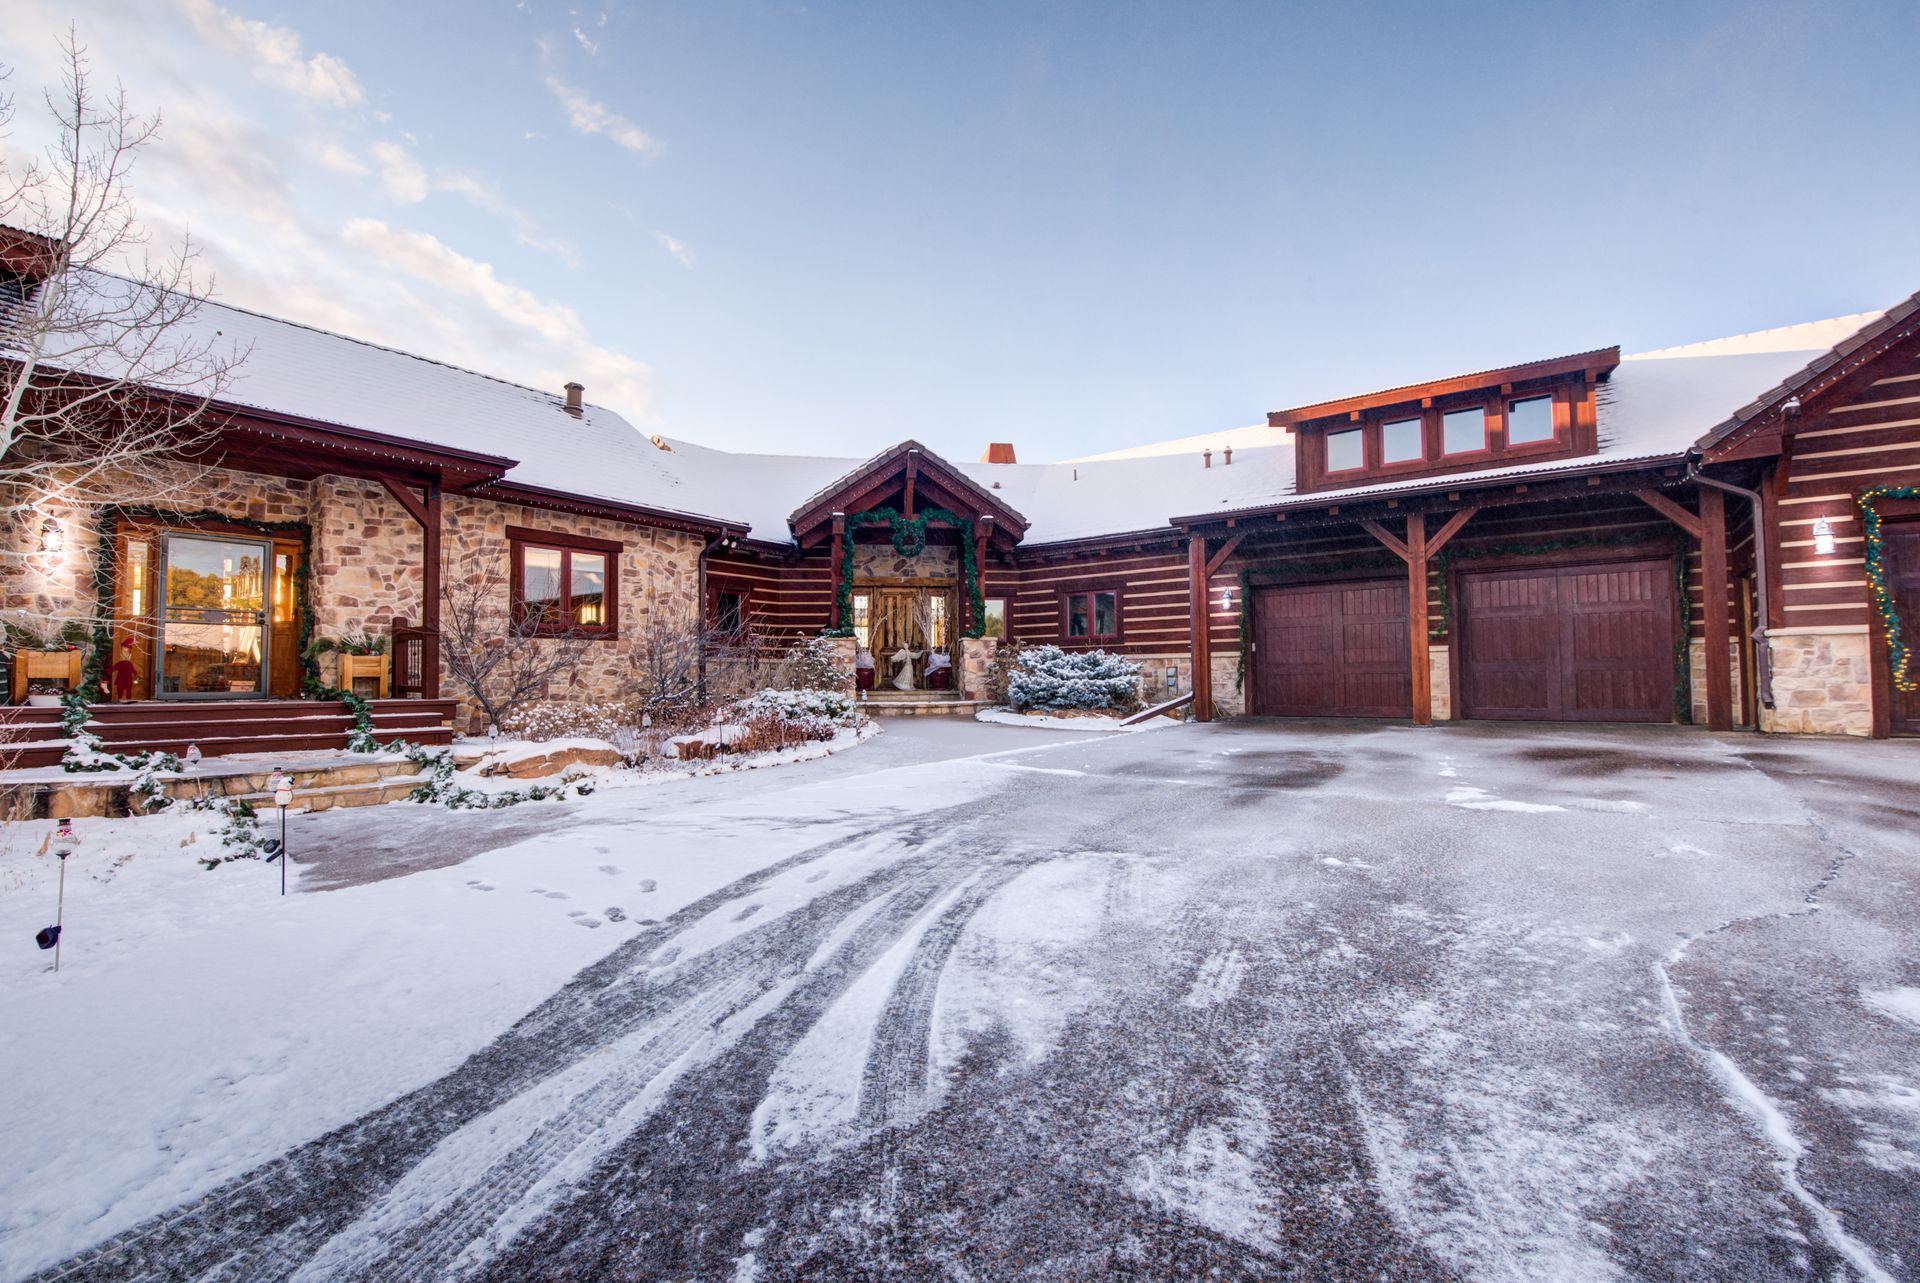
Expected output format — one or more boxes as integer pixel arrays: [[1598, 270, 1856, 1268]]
[[597, 864, 620, 875], [804, 869, 830, 884], [575, 917, 603, 929], [468, 882, 496, 892], [594, 845, 611, 855], [732, 903, 762, 923], [638, 878, 657, 893], [567, 909, 586, 918], [605, 907, 626, 922], [542, 890, 569, 900]]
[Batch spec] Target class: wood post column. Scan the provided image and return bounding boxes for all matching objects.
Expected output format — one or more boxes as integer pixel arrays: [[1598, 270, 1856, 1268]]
[[1407, 513, 1432, 727], [1699, 486, 1734, 731], [380, 474, 443, 698], [828, 513, 845, 630], [1189, 533, 1213, 722]]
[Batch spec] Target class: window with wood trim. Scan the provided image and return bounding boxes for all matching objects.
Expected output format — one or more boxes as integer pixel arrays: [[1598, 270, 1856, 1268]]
[[1062, 589, 1121, 643], [507, 526, 620, 637], [709, 581, 752, 638], [1292, 380, 1592, 491]]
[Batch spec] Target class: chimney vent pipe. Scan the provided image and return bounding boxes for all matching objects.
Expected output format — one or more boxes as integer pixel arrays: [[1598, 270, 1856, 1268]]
[[563, 381, 585, 418], [1203, 448, 1212, 469]]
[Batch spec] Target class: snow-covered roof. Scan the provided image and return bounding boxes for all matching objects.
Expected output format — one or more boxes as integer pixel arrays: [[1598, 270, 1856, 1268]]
[[13, 266, 1893, 547]]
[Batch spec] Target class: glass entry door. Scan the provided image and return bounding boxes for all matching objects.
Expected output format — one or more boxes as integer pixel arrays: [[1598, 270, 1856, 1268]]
[[157, 533, 270, 698]]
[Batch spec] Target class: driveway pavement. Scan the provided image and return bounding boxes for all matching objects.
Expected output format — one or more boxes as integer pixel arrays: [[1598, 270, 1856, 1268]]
[[30, 718, 1920, 1282]]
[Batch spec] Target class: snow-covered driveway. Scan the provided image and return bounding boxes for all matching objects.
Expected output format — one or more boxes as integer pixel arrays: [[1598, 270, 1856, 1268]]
[[7, 719, 1920, 1282]]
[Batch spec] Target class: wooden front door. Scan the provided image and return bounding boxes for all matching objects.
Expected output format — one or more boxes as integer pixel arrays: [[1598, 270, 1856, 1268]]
[[1457, 558, 1675, 722], [1249, 579, 1410, 718], [1884, 523, 1920, 736], [112, 526, 304, 700], [867, 585, 955, 689]]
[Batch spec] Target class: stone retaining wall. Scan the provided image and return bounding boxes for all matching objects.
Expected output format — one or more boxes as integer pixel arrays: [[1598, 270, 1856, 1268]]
[[1761, 627, 1872, 736]]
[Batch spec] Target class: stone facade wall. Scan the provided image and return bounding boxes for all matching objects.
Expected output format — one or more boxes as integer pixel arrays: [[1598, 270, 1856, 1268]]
[[1209, 653, 1244, 717], [958, 635, 998, 701], [1429, 643, 1452, 722], [306, 477, 423, 685], [853, 542, 957, 583], [0, 465, 316, 627], [1687, 637, 1750, 728], [438, 494, 705, 732], [1761, 627, 1873, 736]]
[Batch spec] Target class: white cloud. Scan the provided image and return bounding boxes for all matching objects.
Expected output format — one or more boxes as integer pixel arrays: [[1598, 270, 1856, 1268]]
[[654, 232, 695, 268], [436, 170, 580, 266], [572, 26, 599, 55], [176, 0, 365, 108], [315, 140, 368, 176], [5, 0, 655, 424], [343, 218, 650, 409], [371, 141, 429, 203], [545, 76, 661, 157]]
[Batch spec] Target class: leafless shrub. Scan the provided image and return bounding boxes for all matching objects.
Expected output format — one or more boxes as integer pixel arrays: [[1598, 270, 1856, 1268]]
[[439, 560, 591, 733]]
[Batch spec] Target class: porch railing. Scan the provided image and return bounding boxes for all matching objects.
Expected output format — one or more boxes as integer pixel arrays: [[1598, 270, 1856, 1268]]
[[390, 618, 440, 700]]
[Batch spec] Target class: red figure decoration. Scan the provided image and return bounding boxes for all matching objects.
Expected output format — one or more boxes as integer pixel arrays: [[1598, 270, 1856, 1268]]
[[109, 636, 139, 701]]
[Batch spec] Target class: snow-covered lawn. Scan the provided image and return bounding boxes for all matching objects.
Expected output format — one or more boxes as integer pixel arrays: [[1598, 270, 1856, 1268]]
[[3, 719, 1919, 1282]]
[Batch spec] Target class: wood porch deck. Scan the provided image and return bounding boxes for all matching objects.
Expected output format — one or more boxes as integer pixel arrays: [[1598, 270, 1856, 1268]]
[[0, 698, 458, 767]]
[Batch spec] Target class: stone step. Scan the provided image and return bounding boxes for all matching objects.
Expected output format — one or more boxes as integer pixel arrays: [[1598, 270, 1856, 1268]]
[[861, 698, 992, 718]]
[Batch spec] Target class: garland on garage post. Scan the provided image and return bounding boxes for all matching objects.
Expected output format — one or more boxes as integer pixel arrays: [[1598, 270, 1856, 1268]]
[[1234, 528, 1695, 721], [1860, 485, 1920, 693], [823, 506, 986, 640]]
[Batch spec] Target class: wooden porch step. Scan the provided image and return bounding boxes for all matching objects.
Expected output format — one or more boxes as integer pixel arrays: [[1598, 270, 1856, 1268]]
[[862, 697, 991, 718], [97, 727, 452, 758]]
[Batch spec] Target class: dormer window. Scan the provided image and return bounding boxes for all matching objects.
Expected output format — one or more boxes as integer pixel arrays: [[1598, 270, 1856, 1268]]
[[1271, 347, 1620, 494]]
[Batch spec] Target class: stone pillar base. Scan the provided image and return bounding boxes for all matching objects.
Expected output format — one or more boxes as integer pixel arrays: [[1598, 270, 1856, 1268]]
[[958, 636, 998, 701], [1761, 627, 1871, 736]]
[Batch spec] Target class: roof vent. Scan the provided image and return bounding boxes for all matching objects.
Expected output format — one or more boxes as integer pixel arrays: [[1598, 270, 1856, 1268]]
[[981, 442, 1017, 465], [1223, 446, 1233, 465], [1203, 448, 1212, 469], [563, 381, 584, 418], [649, 434, 673, 452]]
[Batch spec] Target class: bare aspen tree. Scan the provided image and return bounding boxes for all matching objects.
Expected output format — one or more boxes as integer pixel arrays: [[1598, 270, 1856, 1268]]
[[0, 31, 245, 640]]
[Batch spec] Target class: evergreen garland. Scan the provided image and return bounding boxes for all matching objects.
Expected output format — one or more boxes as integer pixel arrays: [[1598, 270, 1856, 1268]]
[[1860, 485, 1920, 693], [823, 506, 986, 640]]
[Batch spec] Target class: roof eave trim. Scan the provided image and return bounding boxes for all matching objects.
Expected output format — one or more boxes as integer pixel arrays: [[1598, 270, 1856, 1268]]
[[482, 480, 750, 538]]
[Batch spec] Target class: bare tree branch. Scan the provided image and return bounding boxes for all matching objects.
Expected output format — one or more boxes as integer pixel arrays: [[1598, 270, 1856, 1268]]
[[439, 558, 592, 732]]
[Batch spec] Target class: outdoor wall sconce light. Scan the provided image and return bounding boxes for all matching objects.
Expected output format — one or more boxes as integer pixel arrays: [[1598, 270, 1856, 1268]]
[[1811, 515, 1837, 556], [1220, 586, 1235, 612], [37, 516, 64, 557]]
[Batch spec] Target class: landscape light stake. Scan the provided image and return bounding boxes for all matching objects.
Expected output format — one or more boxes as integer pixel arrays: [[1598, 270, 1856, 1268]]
[[52, 819, 75, 972], [272, 772, 293, 897]]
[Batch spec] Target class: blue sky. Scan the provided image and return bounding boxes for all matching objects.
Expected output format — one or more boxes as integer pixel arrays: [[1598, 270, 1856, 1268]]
[[9, 1, 1919, 461]]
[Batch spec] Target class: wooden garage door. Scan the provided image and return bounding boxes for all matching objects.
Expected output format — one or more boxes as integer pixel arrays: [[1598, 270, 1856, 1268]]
[[1250, 579, 1410, 718], [1883, 524, 1920, 736], [1458, 559, 1675, 722]]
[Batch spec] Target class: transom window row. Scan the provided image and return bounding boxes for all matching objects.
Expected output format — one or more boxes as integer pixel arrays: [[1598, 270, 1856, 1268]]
[[1324, 392, 1559, 474]]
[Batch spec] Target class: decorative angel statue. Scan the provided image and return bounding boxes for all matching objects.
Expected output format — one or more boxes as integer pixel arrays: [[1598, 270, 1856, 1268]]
[[889, 643, 922, 690]]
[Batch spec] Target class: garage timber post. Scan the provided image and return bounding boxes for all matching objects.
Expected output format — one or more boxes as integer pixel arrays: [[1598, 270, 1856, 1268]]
[[1189, 533, 1213, 721], [1698, 486, 1734, 731], [1361, 508, 1476, 726]]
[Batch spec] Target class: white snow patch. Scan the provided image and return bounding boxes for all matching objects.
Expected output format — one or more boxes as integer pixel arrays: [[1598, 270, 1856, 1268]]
[[1445, 785, 1567, 814], [974, 707, 1174, 733], [1182, 949, 1246, 1009], [1131, 1096, 1278, 1251], [1865, 988, 1920, 1028]]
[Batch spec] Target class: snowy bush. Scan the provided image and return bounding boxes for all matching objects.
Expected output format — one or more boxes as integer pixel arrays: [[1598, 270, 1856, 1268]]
[[778, 635, 852, 692], [1006, 646, 1142, 712], [732, 687, 857, 727], [503, 700, 642, 753]]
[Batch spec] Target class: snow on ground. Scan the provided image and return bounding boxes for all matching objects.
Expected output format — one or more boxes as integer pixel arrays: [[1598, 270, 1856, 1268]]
[[5, 719, 1920, 1282], [974, 706, 1174, 732]]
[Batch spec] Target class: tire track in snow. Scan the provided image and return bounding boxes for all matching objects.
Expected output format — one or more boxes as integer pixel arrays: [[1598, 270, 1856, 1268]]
[[23, 804, 986, 1283]]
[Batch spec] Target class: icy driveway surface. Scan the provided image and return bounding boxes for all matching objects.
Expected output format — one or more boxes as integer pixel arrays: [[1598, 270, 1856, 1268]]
[[19, 719, 1920, 1282]]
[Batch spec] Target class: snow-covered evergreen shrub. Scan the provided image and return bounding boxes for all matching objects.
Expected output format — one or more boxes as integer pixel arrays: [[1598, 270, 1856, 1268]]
[[503, 700, 639, 745], [781, 636, 852, 691], [1006, 646, 1142, 712], [731, 687, 857, 728]]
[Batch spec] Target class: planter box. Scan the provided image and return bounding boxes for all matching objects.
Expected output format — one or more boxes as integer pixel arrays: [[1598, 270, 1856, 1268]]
[[12, 649, 83, 704]]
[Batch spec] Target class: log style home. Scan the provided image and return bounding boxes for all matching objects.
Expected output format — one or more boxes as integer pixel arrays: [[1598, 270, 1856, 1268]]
[[4, 224, 1918, 759]]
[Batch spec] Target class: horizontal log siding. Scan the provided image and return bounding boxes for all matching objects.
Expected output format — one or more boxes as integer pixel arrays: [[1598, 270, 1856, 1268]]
[[708, 549, 833, 639], [1005, 545, 1192, 654], [1778, 330, 1920, 629]]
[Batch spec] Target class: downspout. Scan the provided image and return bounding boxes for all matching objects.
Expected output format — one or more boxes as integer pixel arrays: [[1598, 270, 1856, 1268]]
[[1687, 455, 1778, 722]]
